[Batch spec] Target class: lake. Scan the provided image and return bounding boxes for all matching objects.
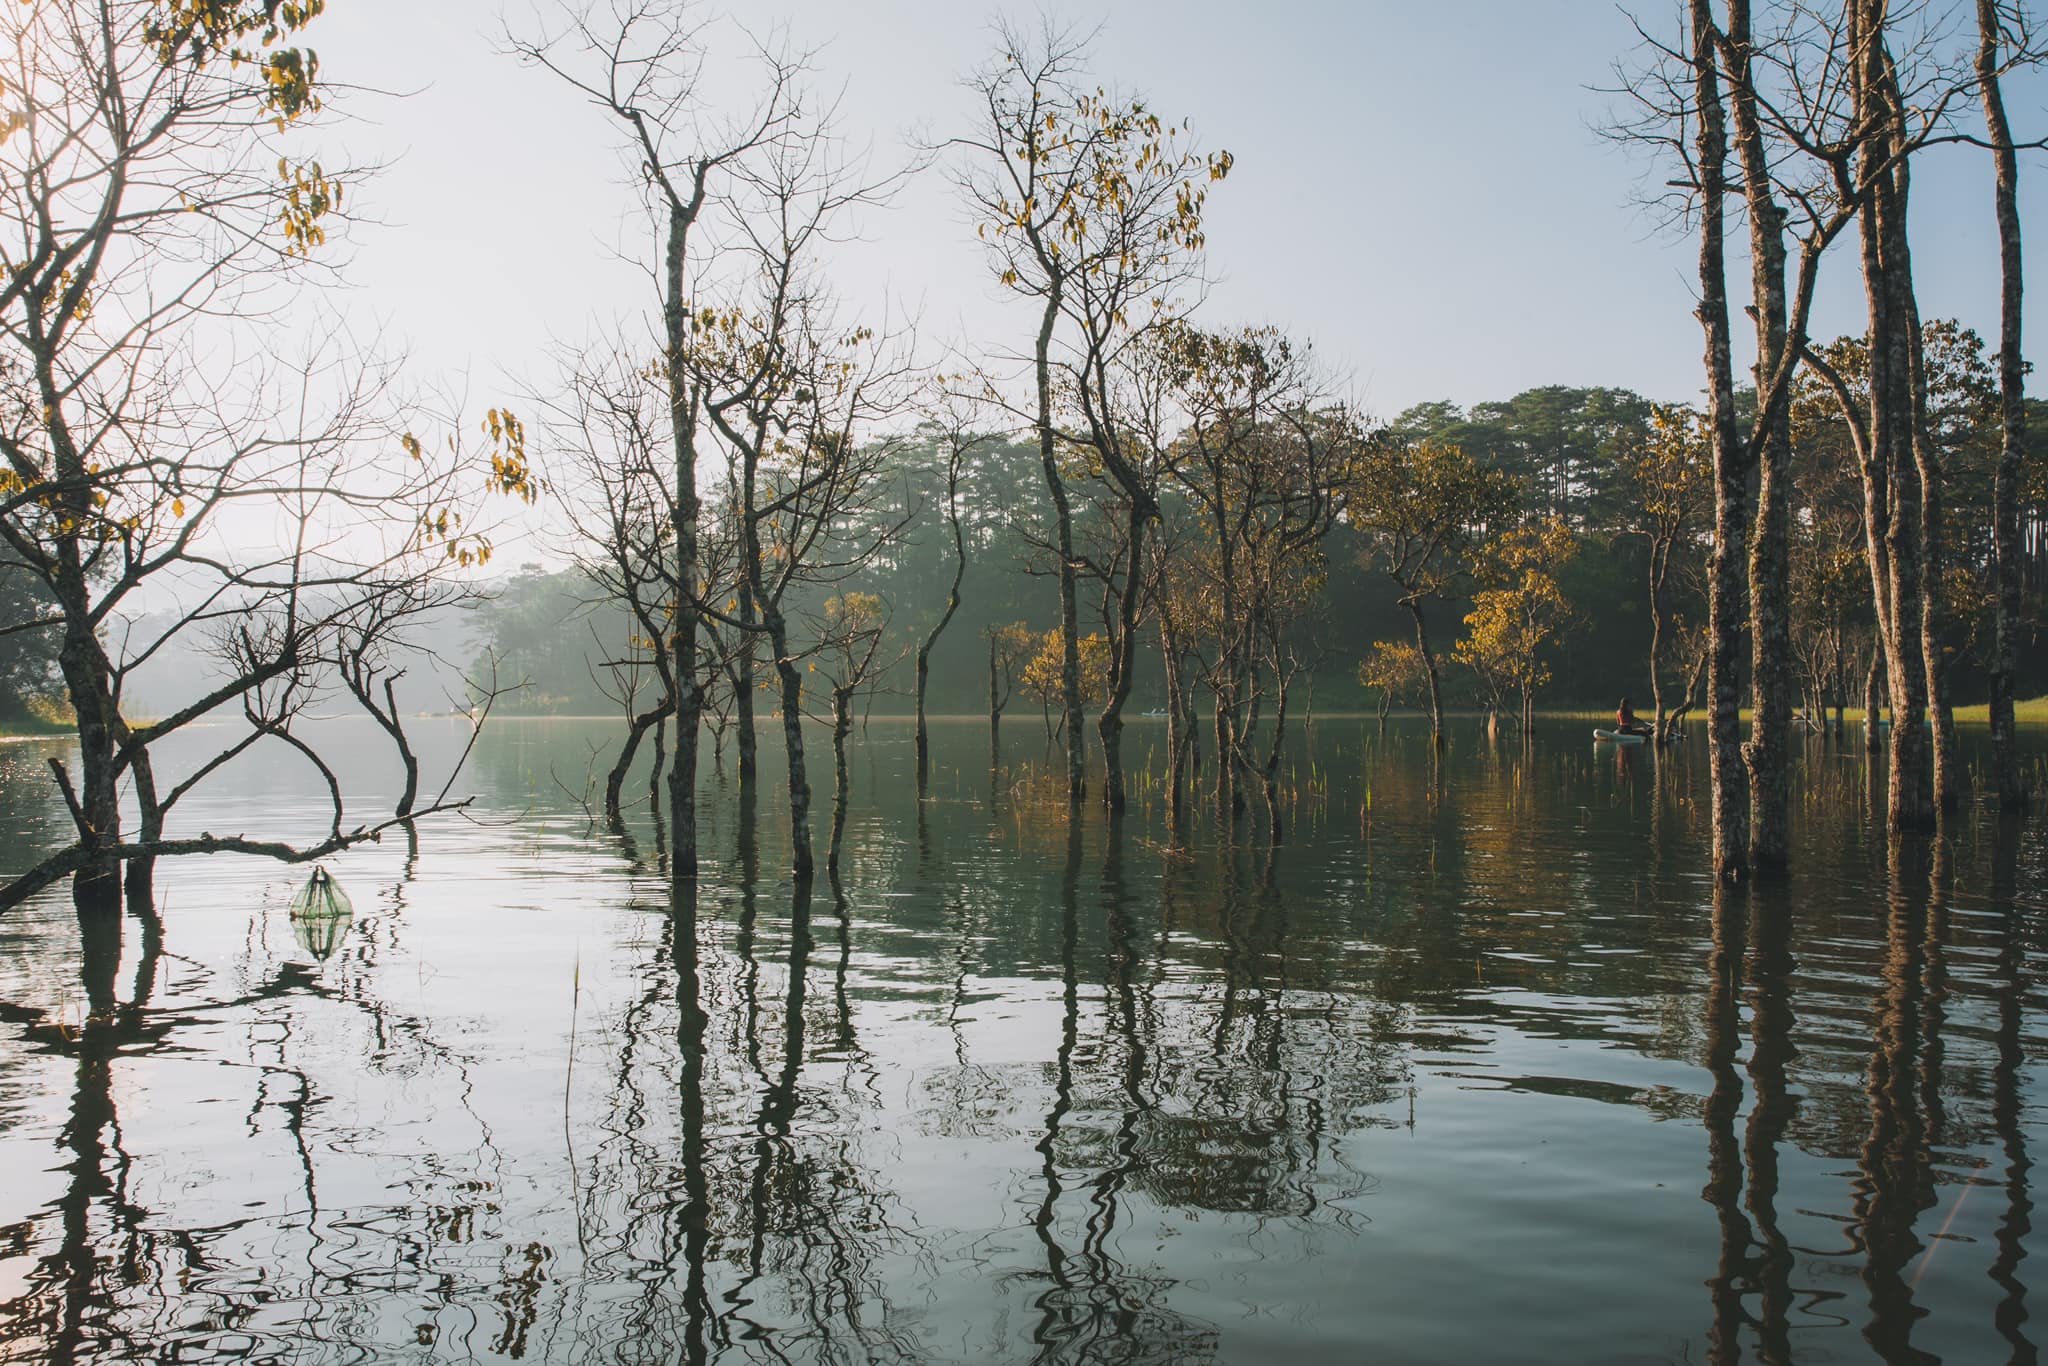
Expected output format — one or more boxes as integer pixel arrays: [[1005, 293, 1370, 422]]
[[2, 715, 2046, 1364]]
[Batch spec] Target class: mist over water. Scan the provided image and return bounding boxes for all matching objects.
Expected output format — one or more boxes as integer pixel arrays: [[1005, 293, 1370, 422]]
[[2, 716, 2046, 1364]]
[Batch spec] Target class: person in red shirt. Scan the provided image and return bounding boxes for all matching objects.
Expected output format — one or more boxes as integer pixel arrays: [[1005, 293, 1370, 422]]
[[1616, 697, 1653, 738]]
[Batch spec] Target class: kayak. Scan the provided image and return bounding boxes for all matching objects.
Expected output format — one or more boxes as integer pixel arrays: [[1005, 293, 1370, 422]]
[[1593, 728, 1650, 744]]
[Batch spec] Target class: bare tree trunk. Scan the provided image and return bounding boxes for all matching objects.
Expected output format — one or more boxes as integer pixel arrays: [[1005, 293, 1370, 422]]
[[1728, 0, 1793, 877], [55, 569, 123, 915], [833, 685, 853, 813], [917, 477, 967, 791], [1856, 14, 1934, 835], [1407, 600, 1445, 747], [1259, 660, 1292, 844], [649, 715, 667, 815], [987, 635, 1002, 762], [126, 748, 161, 919], [606, 701, 673, 829], [1213, 692, 1234, 818], [1649, 535, 1671, 742], [1097, 504, 1147, 812], [1904, 266, 1961, 815], [736, 581, 757, 786], [1865, 649, 1885, 756], [662, 204, 704, 887], [1691, 0, 1753, 882], [1979, 0, 2031, 810], [1833, 635, 1847, 738], [1034, 290, 1085, 804], [1160, 619, 1188, 834], [765, 607, 814, 879]]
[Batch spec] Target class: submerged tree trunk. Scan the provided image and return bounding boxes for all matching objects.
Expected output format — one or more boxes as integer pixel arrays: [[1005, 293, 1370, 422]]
[[1856, 16, 1934, 835], [1689, 0, 1753, 881], [987, 635, 1003, 768], [662, 204, 704, 887], [1213, 692, 1236, 819], [1728, 0, 1794, 878], [125, 749, 162, 919], [1978, 0, 2031, 811], [1649, 534, 1673, 743], [1833, 635, 1848, 739], [1407, 599, 1445, 747], [1034, 291, 1084, 805], [1904, 276, 1961, 816], [606, 701, 674, 829], [917, 476, 967, 792], [764, 608, 814, 879], [735, 582, 757, 786], [1160, 618, 1189, 835], [649, 715, 667, 818], [1259, 658, 1292, 844], [831, 684, 854, 870], [56, 577, 123, 915], [1097, 505, 1148, 812]]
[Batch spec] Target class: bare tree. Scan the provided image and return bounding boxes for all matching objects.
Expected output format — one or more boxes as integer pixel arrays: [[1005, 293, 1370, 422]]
[[1618, 404, 1712, 746], [913, 396, 997, 790], [1348, 437, 1517, 749], [0, 2, 517, 923], [511, 0, 808, 890], [957, 21, 1230, 805], [1152, 325, 1349, 833], [817, 590, 890, 870], [537, 346, 694, 829], [983, 620, 1035, 752], [682, 106, 916, 879]]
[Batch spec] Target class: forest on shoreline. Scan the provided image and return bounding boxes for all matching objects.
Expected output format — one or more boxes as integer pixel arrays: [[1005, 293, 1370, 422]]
[[459, 373, 2048, 726]]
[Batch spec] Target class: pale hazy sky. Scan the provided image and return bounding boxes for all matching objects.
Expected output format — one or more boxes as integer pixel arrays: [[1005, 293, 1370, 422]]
[[308, 0, 2048, 420]]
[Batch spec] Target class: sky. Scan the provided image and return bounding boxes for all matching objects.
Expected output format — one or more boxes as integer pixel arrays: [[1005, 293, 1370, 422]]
[[305, 0, 2048, 425]]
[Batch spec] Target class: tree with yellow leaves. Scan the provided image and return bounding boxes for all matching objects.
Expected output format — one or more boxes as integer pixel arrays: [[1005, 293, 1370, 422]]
[[1359, 641, 1428, 730], [1021, 628, 1109, 743], [1348, 437, 1519, 747], [958, 19, 1229, 808], [1454, 518, 1577, 734], [512, 0, 813, 887]]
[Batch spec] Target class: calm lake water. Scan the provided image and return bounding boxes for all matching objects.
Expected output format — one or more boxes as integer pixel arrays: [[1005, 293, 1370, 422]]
[[2, 715, 2047, 1364]]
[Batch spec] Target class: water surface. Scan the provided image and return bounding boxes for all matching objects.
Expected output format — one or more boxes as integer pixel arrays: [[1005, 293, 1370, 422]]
[[2, 716, 2046, 1364]]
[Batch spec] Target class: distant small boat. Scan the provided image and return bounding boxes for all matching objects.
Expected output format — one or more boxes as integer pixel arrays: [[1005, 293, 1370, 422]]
[[1593, 729, 1649, 745]]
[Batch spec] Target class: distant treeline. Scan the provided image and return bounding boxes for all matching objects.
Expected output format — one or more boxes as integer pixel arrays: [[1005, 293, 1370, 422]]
[[459, 373, 2048, 721]]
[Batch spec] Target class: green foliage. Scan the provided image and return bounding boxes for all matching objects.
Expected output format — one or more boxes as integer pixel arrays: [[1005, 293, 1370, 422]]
[[1358, 640, 1426, 707], [0, 567, 60, 721], [1347, 436, 1519, 605]]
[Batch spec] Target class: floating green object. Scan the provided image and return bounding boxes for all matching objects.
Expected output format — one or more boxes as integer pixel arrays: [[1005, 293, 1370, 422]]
[[288, 865, 354, 920], [291, 910, 350, 961]]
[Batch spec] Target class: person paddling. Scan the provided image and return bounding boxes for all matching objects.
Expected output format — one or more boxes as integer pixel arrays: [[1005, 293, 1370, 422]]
[[1616, 696, 1653, 739]]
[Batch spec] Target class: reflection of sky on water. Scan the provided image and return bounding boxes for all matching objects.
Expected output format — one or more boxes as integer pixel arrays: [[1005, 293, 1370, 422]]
[[0, 717, 2045, 1363]]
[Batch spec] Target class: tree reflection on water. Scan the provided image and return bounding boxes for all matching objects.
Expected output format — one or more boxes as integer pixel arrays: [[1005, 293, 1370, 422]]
[[0, 720, 2044, 1362]]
